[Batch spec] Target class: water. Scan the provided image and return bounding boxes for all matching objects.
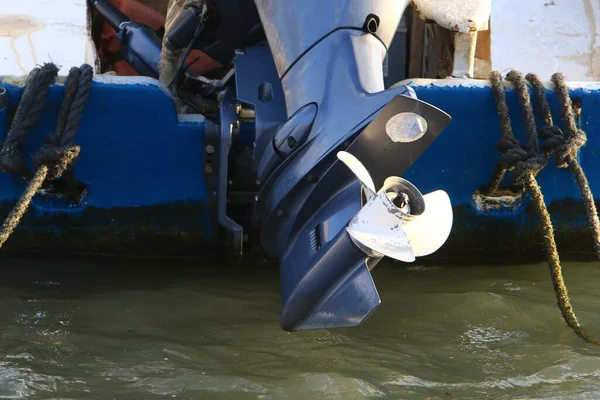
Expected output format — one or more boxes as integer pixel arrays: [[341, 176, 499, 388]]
[[1, 257, 600, 399]]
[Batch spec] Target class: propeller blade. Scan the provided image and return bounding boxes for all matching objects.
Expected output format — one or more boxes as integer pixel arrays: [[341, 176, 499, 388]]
[[346, 226, 416, 262], [346, 190, 416, 262], [337, 151, 376, 201], [402, 190, 453, 257]]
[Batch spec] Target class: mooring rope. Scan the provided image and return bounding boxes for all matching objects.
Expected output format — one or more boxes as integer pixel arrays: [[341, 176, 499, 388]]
[[525, 73, 600, 260], [0, 63, 92, 248], [534, 73, 600, 261], [0, 63, 58, 178], [488, 70, 599, 344]]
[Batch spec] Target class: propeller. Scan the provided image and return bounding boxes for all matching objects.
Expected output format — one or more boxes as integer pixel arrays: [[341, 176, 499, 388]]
[[337, 151, 453, 262]]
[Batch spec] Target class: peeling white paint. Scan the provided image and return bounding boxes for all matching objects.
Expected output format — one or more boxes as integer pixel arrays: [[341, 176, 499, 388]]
[[472, 191, 523, 213], [412, 0, 491, 32], [405, 77, 600, 92], [178, 114, 206, 123], [93, 74, 163, 87], [0, 72, 165, 87]]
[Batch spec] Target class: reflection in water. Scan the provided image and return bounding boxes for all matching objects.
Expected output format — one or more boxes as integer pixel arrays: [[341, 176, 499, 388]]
[[0, 257, 599, 399]]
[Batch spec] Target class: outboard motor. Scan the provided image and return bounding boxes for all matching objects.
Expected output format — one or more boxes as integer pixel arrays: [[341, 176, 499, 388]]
[[208, 0, 454, 331], [250, 0, 454, 331], [89, 0, 453, 329]]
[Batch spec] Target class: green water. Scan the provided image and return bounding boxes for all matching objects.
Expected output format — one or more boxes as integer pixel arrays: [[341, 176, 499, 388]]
[[1, 257, 600, 399]]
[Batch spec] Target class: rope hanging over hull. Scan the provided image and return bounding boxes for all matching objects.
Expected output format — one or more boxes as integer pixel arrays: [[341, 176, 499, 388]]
[[0, 63, 93, 249], [487, 70, 600, 344]]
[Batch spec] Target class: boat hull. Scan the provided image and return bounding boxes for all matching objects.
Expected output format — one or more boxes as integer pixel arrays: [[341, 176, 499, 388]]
[[407, 79, 600, 263], [0, 76, 215, 257], [0, 76, 599, 262]]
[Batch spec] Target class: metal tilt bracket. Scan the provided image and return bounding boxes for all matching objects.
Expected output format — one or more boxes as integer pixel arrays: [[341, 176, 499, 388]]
[[203, 90, 244, 255]]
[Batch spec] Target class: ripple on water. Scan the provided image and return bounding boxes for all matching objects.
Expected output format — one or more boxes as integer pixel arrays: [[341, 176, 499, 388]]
[[0, 260, 600, 399], [386, 355, 600, 391], [460, 325, 529, 348], [0, 363, 63, 399]]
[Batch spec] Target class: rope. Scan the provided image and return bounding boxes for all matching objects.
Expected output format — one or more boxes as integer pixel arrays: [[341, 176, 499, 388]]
[[0, 63, 92, 249], [33, 64, 93, 180], [0, 63, 59, 178], [527, 72, 600, 261], [0, 166, 48, 246], [488, 70, 599, 344], [483, 72, 546, 194]]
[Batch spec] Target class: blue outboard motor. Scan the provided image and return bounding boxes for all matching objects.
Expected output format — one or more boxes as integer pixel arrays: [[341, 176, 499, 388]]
[[208, 0, 454, 331]]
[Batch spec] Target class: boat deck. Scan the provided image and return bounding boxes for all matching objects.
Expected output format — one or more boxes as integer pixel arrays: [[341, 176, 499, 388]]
[[492, 0, 599, 81]]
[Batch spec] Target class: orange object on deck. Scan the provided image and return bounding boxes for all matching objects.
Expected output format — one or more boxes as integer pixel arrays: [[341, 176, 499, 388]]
[[99, 0, 222, 76]]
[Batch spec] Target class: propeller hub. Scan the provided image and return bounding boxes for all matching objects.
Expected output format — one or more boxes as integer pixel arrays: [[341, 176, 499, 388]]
[[337, 151, 453, 262]]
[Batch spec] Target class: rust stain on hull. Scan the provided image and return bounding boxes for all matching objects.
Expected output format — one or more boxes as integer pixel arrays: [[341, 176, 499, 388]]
[[0, 14, 45, 74]]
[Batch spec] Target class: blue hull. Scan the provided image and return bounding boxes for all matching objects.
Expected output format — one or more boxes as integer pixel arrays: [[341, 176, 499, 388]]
[[0, 76, 598, 261], [409, 80, 600, 262], [0, 77, 213, 256]]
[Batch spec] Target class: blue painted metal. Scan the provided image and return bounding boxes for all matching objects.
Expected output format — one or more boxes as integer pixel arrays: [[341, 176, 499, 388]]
[[241, 10, 453, 331], [0, 77, 212, 253], [280, 221, 381, 331], [234, 43, 287, 169], [0, 73, 597, 263], [402, 80, 600, 259], [1, 78, 206, 208], [274, 94, 450, 331], [255, 31, 418, 252], [404, 80, 591, 206], [0, 65, 599, 332], [213, 89, 244, 254]]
